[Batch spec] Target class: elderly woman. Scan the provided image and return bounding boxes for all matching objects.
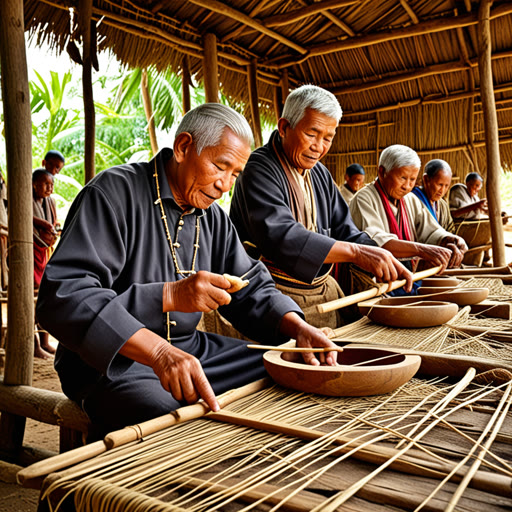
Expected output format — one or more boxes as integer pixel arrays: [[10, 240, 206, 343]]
[[450, 172, 487, 220], [412, 159, 455, 232], [349, 145, 467, 271]]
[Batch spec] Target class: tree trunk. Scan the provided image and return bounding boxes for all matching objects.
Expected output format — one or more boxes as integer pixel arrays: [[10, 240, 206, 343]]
[[141, 69, 158, 155], [478, 0, 506, 266]]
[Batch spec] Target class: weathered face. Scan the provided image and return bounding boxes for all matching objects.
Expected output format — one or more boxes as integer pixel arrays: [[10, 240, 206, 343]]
[[43, 157, 64, 175], [378, 165, 419, 200], [346, 173, 365, 192], [423, 169, 452, 202], [172, 128, 251, 210], [33, 174, 54, 199], [466, 178, 483, 197], [278, 108, 337, 173]]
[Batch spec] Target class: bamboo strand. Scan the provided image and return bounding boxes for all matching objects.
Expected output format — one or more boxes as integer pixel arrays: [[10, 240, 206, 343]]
[[247, 344, 344, 353]]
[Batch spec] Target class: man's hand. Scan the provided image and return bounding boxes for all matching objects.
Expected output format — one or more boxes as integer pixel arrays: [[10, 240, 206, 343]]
[[163, 271, 232, 313], [417, 243, 452, 270], [150, 341, 219, 411], [280, 312, 339, 366], [351, 244, 414, 292], [440, 235, 468, 268]]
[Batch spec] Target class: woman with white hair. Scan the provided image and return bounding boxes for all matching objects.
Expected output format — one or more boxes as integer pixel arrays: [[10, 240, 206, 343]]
[[350, 144, 467, 273]]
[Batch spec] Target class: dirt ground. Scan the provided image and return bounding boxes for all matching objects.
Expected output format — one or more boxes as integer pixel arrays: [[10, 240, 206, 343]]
[[0, 338, 60, 511]]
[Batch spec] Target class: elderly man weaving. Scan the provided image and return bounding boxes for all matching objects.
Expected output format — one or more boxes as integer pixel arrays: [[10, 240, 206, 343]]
[[36, 104, 338, 439], [349, 145, 467, 276], [230, 85, 412, 328]]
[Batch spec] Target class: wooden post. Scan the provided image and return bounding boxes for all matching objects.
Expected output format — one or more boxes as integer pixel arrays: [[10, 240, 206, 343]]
[[247, 59, 262, 147], [0, 0, 34, 455], [79, 0, 96, 183], [477, 0, 506, 266], [182, 56, 191, 114], [273, 85, 282, 123], [141, 69, 158, 155], [203, 33, 219, 103], [281, 68, 289, 104]]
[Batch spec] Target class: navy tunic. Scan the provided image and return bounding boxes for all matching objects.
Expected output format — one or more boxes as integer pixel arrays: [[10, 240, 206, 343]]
[[37, 148, 302, 435], [230, 131, 376, 284]]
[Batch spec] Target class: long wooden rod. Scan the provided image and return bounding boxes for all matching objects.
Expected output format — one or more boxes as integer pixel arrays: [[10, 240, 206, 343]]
[[317, 265, 442, 314], [17, 378, 268, 485], [478, 0, 506, 266]]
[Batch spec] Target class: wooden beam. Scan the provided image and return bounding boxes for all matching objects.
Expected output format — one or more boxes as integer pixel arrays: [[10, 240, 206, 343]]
[[263, 0, 358, 27], [281, 68, 290, 104], [181, 56, 191, 114], [186, 0, 307, 55], [399, 0, 419, 24], [203, 32, 219, 103], [247, 59, 263, 147], [79, 0, 95, 184], [0, 0, 34, 456], [478, 0, 505, 266], [267, 2, 512, 67]]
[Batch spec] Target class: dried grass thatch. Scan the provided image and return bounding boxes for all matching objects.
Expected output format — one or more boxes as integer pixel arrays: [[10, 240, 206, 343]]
[[22, 0, 512, 183]]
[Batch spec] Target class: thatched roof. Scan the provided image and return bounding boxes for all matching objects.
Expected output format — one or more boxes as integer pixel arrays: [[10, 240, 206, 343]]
[[24, 0, 512, 183]]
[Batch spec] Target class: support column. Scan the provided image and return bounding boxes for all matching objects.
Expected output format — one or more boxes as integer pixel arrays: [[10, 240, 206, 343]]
[[247, 60, 262, 147], [182, 56, 192, 114], [141, 69, 158, 155], [203, 33, 219, 103], [281, 69, 289, 104], [79, 0, 96, 183], [477, 0, 505, 266], [0, 0, 34, 456]]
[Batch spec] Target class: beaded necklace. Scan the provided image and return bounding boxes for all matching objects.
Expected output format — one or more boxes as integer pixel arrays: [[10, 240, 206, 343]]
[[154, 160, 200, 342]]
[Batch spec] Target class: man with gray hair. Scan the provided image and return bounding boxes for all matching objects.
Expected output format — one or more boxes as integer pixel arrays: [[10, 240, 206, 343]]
[[350, 144, 467, 274], [37, 103, 339, 439], [230, 85, 413, 327]]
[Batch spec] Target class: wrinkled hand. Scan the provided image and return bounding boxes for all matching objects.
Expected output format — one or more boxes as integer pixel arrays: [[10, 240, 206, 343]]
[[40, 228, 58, 247], [440, 236, 468, 268], [150, 341, 219, 411], [417, 243, 452, 271], [163, 271, 231, 313], [293, 321, 339, 367], [351, 244, 413, 292]]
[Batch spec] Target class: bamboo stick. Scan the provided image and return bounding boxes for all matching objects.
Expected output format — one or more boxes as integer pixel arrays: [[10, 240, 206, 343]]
[[317, 265, 442, 314], [17, 378, 269, 484], [247, 345, 344, 353], [442, 264, 512, 275]]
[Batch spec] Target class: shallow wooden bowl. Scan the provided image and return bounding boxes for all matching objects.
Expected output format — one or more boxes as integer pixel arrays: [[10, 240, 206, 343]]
[[421, 277, 461, 287], [263, 346, 421, 397], [357, 299, 458, 328], [417, 287, 489, 305]]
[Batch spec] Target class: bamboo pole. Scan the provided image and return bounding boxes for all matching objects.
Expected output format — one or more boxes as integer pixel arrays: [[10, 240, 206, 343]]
[[181, 56, 191, 114], [203, 32, 219, 103], [0, 0, 34, 455], [79, 0, 96, 184], [247, 59, 262, 147], [17, 378, 269, 484], [317, 265, 442, 314], [141, 69, 158, 156], [478, 0, 506, 266]]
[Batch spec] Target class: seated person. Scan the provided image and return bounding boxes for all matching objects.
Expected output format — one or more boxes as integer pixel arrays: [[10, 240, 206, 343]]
[[412, 159, 455, 232], [230, 85, 412, 328], [349, 145, 467, 274], [340, 163, 365, 204], [449, 172, 487, 220], [32, 169, 59, 358], [36, 103, 339, 439]]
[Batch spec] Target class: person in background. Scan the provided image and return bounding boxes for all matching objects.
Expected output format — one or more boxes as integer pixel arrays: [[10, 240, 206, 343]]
[[449, 172, 487, 220], [32, 169, 58, 358], [230, 85, 412, 328], [340, 163, 365, 204], [412, 159, 454, 232], [42, 149, 65, 176], [349, 145, 467, 282]]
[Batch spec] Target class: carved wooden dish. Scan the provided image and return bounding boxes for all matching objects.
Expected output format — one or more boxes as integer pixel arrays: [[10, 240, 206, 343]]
[[357, 299, 459, 328], [417, 286, 489, 305], [263, 346, 421, 396], [421, 277, 461, 287]]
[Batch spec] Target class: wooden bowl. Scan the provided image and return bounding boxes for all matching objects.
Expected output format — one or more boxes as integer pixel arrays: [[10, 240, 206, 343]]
[[263, 346, 421, 397], [357, 299, 458, 328], [417, 287, 489, 305], [421, 277, 461, 287]]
